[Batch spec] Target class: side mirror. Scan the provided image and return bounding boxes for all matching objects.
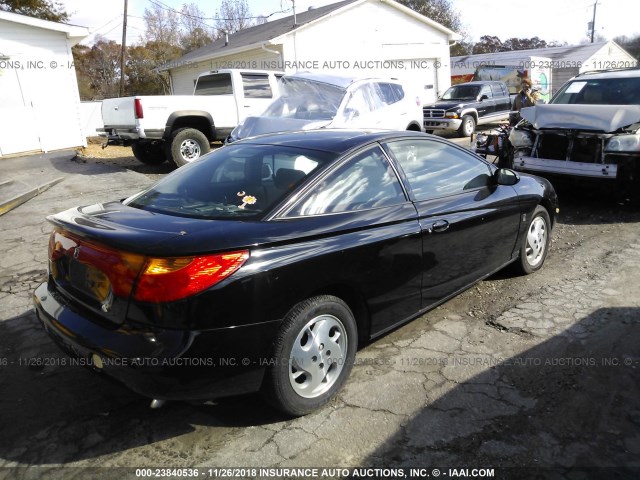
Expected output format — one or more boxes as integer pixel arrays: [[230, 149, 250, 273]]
[[479, 94, 489, 101], [494, 168, 520, 186]]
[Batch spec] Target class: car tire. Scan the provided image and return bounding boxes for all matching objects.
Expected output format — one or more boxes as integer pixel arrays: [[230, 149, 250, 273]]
[[131, 141, 166, 165], [516, 205, 551, 275], [458, 115, 476, 137], [262, 295, 357, 417], [168, 128, 210, 168]]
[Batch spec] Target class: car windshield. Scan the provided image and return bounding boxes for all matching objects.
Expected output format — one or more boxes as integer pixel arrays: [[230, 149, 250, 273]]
[[125, 144, 336, 219], [441, 85, 480, 100], [551, 77, 640, 105], [263, 77, 346, 119]]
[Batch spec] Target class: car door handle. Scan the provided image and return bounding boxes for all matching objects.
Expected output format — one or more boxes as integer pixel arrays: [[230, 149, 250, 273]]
[[431, 220, 449, 232]]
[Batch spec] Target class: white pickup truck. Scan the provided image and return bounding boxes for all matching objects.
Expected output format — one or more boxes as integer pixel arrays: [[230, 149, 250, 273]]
[[98, 69, 282, 167]]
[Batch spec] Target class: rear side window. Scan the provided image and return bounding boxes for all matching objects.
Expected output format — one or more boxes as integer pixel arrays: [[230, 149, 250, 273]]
[[385, 139, 492, 201], [378, 83, 404, 104], [490, 84, 503, 97], [194, 73, 233, 95], [242, 73, 273, 98], [480, 85, 492, 98], [285, 146, 406, 216]]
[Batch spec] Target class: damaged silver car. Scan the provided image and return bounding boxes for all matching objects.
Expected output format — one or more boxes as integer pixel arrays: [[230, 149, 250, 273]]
[[508, 68, 640, 195]]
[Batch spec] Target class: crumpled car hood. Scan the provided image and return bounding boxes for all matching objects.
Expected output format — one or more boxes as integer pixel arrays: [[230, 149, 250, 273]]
[[520, 104, 640, 132]]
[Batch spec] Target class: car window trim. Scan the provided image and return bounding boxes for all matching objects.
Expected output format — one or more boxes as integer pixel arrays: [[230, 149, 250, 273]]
[[270, 143, 411, 220]]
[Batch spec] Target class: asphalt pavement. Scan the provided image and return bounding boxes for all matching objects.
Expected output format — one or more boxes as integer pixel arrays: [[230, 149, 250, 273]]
[[0, 147, 638, 480]]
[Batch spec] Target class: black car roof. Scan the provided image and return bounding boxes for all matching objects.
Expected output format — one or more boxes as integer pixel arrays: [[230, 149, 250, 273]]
[[237, 129, 430, 155]]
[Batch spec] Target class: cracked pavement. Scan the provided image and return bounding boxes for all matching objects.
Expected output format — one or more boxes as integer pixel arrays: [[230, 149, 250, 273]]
[[0, 150, 638, 478]]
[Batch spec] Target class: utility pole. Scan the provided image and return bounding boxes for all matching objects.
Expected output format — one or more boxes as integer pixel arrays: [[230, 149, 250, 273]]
[[119, 0, 128, 96], [590, 0, 598, 43]]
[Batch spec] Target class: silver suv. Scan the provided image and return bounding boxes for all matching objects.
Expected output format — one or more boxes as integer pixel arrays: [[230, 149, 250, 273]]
[[508, 67, 640, 196]]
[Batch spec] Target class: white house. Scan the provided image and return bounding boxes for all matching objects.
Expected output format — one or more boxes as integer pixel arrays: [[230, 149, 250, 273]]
[[0, 11, 89, 157], [163, 0, 460, 104], [452, 41, 638, 96]]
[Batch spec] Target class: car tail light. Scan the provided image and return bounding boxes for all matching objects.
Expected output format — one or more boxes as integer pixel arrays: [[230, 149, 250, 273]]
[[49, 229, 249, 304], [133, 251, 250, 303], [48, 228, 145, 299], [134, 98, 144, 119]]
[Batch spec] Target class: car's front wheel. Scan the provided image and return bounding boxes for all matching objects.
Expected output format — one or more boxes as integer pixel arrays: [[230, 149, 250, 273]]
[[458, 115, 476, 137], [517, 205, 551, 274], [262, 295, 357, 416]]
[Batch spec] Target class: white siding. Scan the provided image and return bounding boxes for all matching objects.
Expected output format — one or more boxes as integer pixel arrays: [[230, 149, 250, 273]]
[[167, 0, 452, 102], [0, 19, 85, 156], [278, 1, 450, 102], [580, 43, 638, 72]]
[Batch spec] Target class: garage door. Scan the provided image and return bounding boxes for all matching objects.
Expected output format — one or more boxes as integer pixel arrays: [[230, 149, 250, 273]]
[[0, 70, 41, 156], [390, 58, 439, 104]]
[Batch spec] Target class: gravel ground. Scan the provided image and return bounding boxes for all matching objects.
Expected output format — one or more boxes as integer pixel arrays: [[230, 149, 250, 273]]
[[0, 147, 638, 480]]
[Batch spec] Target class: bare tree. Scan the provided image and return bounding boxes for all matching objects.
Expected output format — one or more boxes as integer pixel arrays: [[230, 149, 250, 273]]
[[179, 3, 214, 51], [215, 0, 253, 34], [143, 3, 181, 47]]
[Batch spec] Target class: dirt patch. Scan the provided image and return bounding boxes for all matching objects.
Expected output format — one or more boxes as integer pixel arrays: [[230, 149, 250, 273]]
[[77, 138, 173, 180]]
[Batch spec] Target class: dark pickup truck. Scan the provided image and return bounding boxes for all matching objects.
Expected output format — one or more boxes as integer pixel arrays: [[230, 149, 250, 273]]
[[423, 81, 511, 137]]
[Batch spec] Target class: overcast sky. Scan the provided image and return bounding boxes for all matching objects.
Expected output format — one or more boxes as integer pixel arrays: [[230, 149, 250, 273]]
[[62, 0, 638, 46]]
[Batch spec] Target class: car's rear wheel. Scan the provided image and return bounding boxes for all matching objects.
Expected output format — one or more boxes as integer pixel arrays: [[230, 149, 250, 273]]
[[262, 295, 357, 417], [168, 128, 210, 168], [131, 140, 166, 165], [517, 205, 551, 274], [458, 115, 476, 137]]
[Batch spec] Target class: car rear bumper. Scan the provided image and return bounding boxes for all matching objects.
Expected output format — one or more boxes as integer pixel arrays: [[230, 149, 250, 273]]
[[33, 281, 279, 401]]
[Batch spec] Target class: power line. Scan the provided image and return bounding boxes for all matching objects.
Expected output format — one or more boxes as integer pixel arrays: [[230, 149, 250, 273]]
[[147, 0, 292, 25]]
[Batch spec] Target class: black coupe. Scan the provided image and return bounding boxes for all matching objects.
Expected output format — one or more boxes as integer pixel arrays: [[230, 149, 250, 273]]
[[34, 130, 558, 416]]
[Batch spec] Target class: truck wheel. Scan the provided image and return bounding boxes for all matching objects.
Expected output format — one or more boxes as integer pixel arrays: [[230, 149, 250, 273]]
[[458, 115, 476, 137], [168, 128, 210, 168], [131, 141, 166, 165]]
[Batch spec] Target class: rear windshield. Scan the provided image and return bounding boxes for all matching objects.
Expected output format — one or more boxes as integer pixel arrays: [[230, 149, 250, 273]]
[[124, 144, 336, 219], [551, 77, 640, 105], [266, 77, 345, 119]]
